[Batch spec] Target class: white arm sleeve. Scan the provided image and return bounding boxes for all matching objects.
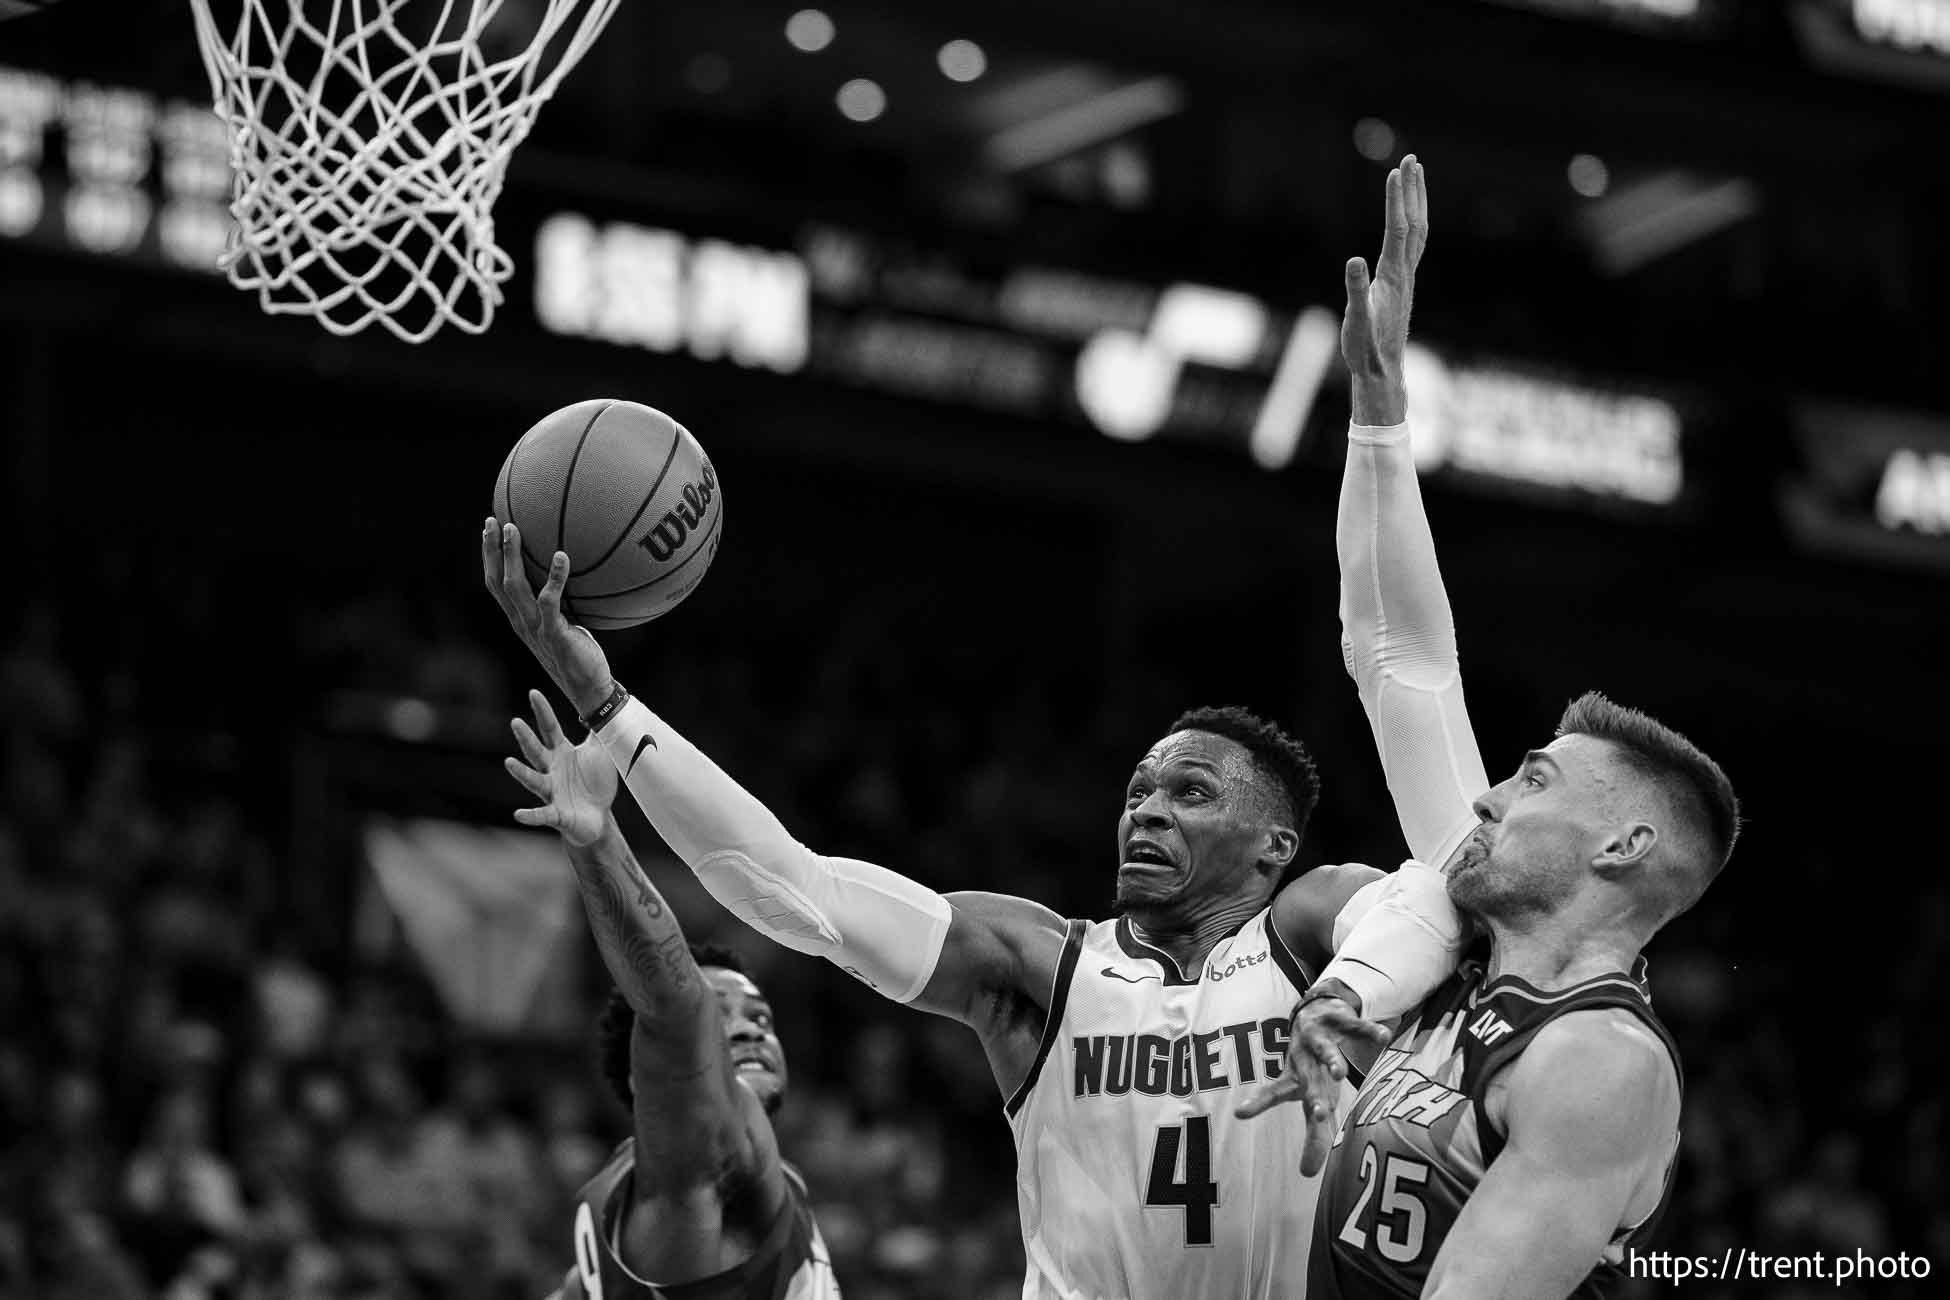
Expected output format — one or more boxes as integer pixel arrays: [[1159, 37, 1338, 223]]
[[1319, 860, 1468, 1023], [1338, 420, 1491, 870], [595, 698, 951, 1004]]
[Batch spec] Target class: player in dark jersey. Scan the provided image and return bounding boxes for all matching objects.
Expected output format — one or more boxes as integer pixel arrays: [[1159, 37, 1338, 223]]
[[1243, 157, 1740, 1299], [503, 690, 839, 1300], [1295, 694, 1730, 1300]]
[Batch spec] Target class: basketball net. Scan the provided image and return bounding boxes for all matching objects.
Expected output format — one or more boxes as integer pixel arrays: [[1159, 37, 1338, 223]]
[[186, 0, 621, 342]]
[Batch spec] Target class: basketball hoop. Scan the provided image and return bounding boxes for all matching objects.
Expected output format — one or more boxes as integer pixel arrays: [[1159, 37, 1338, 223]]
[[186, 0, 621, 342]]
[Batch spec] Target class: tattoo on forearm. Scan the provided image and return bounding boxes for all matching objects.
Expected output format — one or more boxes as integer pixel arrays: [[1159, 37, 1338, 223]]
[[633, 873, 664, 917], [571, 839, 698, 1015]]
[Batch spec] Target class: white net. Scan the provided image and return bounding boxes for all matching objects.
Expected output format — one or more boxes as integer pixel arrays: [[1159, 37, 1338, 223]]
[[187, 0, 621, 342]]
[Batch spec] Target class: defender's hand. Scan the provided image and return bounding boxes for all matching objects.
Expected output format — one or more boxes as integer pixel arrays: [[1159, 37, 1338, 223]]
[[1342, 155, 1429, 426], [482, 517, 616, 717], [1234, 994, 1392, 1176], [505, 689, 619, 848]]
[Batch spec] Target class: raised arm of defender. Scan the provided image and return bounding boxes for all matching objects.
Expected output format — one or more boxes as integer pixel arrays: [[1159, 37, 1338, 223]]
[[1309, 158, 1478, 1028], [1335, 156, 1488, 872], [1240, 159, 1480, 1147]]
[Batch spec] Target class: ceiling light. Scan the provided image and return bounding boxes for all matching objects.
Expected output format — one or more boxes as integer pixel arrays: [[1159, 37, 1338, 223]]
[[938, 39, 987, 82], [837, 78, 886, 122], [1353, 118, 1396, 162], [1568, 153, 1610, 197], [786, 9, 835, 53]]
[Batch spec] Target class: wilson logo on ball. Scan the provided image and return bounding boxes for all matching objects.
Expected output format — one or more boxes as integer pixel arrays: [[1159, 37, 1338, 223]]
[[638, 460, 718, 562]]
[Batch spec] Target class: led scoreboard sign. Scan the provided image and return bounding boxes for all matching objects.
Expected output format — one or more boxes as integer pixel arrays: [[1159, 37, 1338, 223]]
[[1791, 0, 1950, 90], [533, 208, 1691, 506], [0, 60, 1697, 517], [1481, 0, 1730, 35], [0, 65, 232, 275], [1783, 404, 1950, 572]]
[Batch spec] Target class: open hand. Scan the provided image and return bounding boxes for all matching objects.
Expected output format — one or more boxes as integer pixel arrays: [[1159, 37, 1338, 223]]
[[482, 518, 616, 718], [1342, 155, 1429, 425], [1234, 993, 1393, 1175], [504, 689, 619, 848]]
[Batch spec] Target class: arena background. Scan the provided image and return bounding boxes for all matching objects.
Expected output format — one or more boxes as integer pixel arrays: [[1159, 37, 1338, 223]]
[[2, 1, 1946, 1296]]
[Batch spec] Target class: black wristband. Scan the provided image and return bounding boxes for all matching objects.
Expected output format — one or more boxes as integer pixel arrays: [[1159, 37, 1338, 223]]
[[579, 681, 631, 734], [1295, 977, 1362, 1018]]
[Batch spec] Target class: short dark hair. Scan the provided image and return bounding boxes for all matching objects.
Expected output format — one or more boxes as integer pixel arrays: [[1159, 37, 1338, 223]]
[[1556, 691, 1741, 886], [1168, 705, 1321, 883], [595, 944, 754, 1110]]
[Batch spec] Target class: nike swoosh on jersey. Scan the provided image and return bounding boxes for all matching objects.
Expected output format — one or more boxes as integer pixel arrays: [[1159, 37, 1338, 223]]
[[625, 733, 657, 778], [1102, 966, 1161, 984]]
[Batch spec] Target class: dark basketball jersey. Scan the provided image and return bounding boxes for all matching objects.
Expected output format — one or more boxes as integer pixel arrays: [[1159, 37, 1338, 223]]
[[570, 1140, 839, 1300], [1309, 957, 1682, 1299]]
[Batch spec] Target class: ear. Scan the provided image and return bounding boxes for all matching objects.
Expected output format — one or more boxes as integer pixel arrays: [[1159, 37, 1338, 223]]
[[1261, 826, 1299, 875], [1593, 821, 1657, 876]]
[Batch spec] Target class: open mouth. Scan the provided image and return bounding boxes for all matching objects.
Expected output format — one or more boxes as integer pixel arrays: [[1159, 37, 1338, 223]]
[[1122, 841, 1174, 869]]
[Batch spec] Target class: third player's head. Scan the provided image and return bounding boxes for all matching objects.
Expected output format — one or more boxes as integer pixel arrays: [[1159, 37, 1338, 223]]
[[1114, 706, 1320, 923], [1448, 691, 1739, 941], [598, 944, 789, 1118]]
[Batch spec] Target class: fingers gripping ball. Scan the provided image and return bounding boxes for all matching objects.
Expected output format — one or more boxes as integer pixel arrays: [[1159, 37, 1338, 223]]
[[492, 400, 723, 629]]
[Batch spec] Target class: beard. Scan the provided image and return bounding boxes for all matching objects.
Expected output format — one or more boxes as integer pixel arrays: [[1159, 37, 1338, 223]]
[[1443, 829, 1495, 916], [1446, 829, 1492, 878], [1446, 846, 1576, 925], [1444, 856, 1495, 919]]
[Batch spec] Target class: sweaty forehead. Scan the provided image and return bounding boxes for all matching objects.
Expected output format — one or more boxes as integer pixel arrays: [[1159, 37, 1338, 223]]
[[704, 967, 764, 1003], [1139, 730, 1252, 781]]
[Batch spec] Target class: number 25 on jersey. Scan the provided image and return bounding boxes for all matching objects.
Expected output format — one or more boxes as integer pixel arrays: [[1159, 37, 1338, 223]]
[[1338, 1143, 1432, 1264]]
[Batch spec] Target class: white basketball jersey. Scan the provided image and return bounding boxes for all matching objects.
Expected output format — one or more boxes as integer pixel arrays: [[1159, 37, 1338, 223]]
[[1007, 908, 1349, 1300]]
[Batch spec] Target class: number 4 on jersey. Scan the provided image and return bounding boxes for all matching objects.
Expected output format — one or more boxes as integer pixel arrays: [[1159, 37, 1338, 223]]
[[1145, 1117, 1220, 1247]]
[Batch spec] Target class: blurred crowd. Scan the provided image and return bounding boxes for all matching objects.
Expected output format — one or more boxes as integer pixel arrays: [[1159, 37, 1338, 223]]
[[2, 572, 1946, 1300]]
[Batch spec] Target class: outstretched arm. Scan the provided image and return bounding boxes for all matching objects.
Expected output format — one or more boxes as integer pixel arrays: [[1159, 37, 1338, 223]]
[[1336, 156, 1489, 873], [1244, 160, 1477, 1157], [504, 691, 783, 1282], [482, 522, 1070, 1072]]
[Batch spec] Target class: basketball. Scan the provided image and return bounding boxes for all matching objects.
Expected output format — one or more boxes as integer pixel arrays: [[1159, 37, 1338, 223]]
[[492, 399, 723, 630]]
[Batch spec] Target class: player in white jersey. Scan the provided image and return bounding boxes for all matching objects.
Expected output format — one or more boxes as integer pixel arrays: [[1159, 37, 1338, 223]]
[[1009, 872, 1330, 1295], [502, 691, 840, 1300], [481, 568, 1472, 1288]]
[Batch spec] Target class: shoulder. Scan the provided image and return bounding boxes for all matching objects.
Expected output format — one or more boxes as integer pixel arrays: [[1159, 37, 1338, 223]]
[[1500, 1007, 1680, 1174], [1272, 862, 1384, 923], [575, 1139, 635, 1214], [1520, 1006, 1676, 1091], [1269, 862, 1383, 968]]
